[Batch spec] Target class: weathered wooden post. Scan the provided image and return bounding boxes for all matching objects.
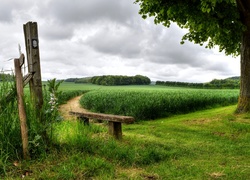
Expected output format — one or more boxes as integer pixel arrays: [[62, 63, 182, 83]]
[[108, 122, 122, 140], [14, 54, 30, 160], [23, 22, 43, 112]]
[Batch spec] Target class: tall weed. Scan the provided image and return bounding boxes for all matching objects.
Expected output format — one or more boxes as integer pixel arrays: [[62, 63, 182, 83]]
[[0, 75, 21, 161], [0, 77, 64, 175]]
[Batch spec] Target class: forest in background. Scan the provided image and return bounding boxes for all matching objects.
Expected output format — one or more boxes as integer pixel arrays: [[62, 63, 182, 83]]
[[156, 77, 240, 89], [65, 75, 151, 86], [64, 75, 240, 89]]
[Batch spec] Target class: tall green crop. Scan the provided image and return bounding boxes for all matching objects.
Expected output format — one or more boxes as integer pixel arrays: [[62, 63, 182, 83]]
[[80, 89, 239, 120]]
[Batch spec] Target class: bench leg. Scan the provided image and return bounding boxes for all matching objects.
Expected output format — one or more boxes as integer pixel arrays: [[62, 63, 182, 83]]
[[108, 122, 122, 140], [97, 120, 102, 123], [78, 117, 89, 125]]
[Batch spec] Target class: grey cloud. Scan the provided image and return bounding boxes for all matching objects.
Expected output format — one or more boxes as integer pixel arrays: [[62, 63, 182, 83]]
[[40, 23, 74, 40], [143, 25, 212, 68], [147, 46, 208, 67], [40, 0, 138, 25], [0, 0, 23, 22], [38, 0, 140, 41], [0, 2, 12, 22], [85, 25, 143, 58], [203, 62, 238, 76], [0, 0, 35, 22], [85, 17, 164, 59]]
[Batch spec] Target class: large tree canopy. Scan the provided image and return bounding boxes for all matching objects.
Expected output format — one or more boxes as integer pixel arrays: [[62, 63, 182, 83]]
[[135, 0, 244, 56], [135, 0, 250, 113]]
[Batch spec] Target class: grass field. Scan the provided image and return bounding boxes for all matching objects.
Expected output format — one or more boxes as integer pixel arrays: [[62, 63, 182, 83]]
[[5, 104, 250, 179], [1, 82, 250, 179]]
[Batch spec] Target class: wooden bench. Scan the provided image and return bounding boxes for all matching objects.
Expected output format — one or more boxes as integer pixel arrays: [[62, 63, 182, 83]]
[[69, 111, 134, 140]]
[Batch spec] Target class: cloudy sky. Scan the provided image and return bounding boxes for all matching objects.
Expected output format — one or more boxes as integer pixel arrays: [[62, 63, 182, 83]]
[[0, 0, 240, 83]]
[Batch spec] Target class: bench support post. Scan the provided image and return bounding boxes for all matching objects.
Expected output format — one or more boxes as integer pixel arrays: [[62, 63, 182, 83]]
[[78, 116, 89, 125], [108, 122, 122, 140]]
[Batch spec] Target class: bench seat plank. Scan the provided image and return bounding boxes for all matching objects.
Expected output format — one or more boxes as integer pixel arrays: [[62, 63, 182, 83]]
[[69, 111, 134, 124]]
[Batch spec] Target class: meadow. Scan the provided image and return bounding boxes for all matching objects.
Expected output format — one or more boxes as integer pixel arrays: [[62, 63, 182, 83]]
[[1, 82, 249, 179]]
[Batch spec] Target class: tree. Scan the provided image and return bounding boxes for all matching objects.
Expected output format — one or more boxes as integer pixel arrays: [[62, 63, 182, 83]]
[[90, 75, 151, 86], [135, 0, 250, 113]]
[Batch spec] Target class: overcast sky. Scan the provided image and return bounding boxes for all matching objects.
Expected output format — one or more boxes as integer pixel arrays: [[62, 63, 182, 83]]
[[0, 0, 240, 83]]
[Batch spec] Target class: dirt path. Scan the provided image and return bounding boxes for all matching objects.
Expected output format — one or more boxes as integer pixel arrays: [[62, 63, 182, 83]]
[[59, 95, 88, 120]]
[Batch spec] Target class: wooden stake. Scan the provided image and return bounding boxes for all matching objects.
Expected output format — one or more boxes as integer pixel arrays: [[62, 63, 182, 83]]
[[108, 122, 122, 140], [23, 21, 43, 111], [14, 58, 30, 160]]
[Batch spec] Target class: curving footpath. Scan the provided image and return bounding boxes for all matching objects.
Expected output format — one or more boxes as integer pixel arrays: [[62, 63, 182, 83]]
[[59, 95, 88, 120]]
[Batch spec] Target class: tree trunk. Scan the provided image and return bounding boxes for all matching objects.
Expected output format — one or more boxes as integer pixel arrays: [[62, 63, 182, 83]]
[[236, 5, 250, 113]]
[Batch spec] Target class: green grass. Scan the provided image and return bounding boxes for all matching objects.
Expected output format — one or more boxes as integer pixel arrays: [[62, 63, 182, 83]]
[[55, 82, 101, 91], [3, 105, 250, 179], [132, 105, 250, 179], [56, 82, 194, 91], [1, 82, 249, 179]]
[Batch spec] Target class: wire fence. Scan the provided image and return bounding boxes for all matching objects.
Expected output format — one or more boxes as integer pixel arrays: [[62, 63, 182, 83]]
[[1, 44, 27, 74], [1, 58, 28, 75]]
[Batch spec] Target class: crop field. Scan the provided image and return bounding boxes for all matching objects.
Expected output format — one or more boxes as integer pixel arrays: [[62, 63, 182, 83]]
[[78, 85, 239, 120], [54, 82, 241, 120]]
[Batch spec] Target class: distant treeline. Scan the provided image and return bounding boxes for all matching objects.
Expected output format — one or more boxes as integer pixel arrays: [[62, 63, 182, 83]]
[[91, 75, 151, 86], [0, 73, 13, 81], [64, 77, 92, 83], [156, 77, 240, 89], [64, 75, 151, 86], [64, 75, 240, 89]]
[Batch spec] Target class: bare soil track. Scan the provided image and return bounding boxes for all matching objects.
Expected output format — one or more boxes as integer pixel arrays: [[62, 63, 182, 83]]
[[59, 95, 87, 120]]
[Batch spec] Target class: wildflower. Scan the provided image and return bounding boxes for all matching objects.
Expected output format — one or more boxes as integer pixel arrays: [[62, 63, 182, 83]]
[[49, 92, 58, 111]]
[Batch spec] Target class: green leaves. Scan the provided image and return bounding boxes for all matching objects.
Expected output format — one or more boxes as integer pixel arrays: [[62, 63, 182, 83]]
[[47, 78, 64, 96], [134, 0, 244, 56]]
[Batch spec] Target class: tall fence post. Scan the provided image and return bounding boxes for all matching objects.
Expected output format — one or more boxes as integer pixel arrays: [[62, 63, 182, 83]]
[[14, 55, 30, 160], [23, 21, 43, 112]]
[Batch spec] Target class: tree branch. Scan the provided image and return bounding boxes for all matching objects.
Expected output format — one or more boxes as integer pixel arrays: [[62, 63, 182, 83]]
[[236, 0, 246, 14]]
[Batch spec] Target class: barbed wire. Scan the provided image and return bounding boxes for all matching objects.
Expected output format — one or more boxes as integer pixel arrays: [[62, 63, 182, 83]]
[[1, 66, 28, 74], [0, 69, 13, 73], [1, 44, 28, 74], [0, 58, 15, 74], [0, 59, 13, 74], [1, 63, 28, 74]]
